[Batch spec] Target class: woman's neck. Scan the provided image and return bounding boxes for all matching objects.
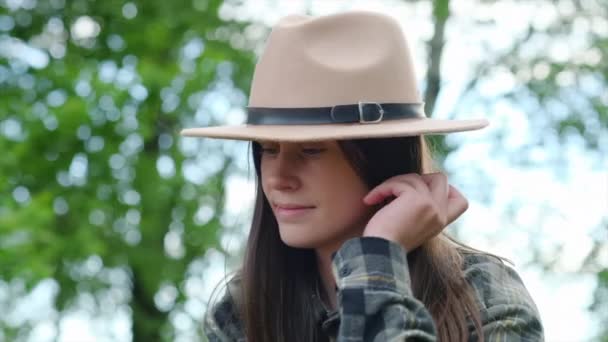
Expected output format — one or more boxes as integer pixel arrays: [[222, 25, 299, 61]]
[[315, 247, 338, 311]]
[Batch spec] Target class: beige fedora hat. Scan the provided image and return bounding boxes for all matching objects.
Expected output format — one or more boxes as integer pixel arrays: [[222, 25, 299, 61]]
[[181, 11, 488, 142]]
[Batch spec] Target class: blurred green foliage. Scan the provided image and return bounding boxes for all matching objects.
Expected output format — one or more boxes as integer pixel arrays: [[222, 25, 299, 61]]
[[0, 0, 256, 340], [469, 2, 608, 338]]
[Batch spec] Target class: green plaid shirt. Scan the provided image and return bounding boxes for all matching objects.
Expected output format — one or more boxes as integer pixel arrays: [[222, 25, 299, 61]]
[[204, 237, 544, 341]]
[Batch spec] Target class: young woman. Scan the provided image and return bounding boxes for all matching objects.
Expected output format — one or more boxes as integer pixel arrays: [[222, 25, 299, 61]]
[[182, 11, 544, 342]]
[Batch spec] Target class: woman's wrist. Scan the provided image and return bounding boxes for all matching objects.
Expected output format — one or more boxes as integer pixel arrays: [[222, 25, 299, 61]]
[[362, 229, 410, 251]]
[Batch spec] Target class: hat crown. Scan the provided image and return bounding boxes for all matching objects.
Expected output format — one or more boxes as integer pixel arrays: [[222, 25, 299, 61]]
[[249, 11, 423, 109], [180, 11, 489, 142]]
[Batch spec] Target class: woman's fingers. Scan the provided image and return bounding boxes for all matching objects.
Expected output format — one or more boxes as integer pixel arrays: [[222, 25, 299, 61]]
[[363, 174, 429, 205], [362, 172, 469, 252], [365, 173, 466, 224], [446, 185, 469, 225], [363, 181, 411, 205], [421, 173, 449, 217]]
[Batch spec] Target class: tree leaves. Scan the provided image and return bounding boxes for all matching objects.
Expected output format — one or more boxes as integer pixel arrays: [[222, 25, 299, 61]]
[[1, 0, 256, 340]]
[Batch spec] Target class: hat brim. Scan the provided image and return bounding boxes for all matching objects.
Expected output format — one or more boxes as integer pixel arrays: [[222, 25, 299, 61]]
[[180, 117, 489, 142]]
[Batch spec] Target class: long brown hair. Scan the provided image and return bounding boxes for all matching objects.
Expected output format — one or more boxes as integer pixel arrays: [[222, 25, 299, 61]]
[[238, 136, 485, 341]]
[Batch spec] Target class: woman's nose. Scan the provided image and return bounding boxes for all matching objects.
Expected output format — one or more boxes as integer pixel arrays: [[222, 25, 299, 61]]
[[265, 152, 301, 191]]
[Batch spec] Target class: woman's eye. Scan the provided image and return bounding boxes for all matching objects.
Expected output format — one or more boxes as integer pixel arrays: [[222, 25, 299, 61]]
[[301, 148, 326, 155], [260, 146, 278, 155]]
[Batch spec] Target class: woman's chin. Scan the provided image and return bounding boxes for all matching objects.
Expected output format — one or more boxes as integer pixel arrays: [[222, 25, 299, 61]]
[[278, 227, 328, 249], [278, 224, 363, 250], [280, 235, 322, 249]]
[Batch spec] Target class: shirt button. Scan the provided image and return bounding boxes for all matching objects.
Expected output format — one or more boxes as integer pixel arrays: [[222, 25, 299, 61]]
[[339, 266, 351, 277]]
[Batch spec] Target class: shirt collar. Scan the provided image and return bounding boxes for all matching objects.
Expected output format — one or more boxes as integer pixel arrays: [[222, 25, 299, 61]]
[[313, 280, 340, 338]]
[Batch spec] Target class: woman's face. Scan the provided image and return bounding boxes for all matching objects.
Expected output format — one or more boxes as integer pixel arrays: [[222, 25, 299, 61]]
[[259, 140, 374, 251]]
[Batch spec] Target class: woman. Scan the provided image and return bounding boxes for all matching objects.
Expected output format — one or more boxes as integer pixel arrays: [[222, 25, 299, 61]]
[[182, 11, 544, 342]]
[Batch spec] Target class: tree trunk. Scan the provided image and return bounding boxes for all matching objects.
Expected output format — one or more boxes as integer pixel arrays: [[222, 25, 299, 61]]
[[131, 268, 168, 342], [423, 0, 453, 161]]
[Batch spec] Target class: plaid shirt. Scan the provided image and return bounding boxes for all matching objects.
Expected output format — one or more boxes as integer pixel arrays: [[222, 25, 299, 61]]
[[204, 237, 544, 341]]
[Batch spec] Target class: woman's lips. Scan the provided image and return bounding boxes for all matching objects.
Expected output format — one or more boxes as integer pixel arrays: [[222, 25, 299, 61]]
[[273, 204, 315, 220]]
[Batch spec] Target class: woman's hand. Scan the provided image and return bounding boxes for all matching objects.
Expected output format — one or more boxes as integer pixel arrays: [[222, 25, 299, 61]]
[[362, 172, 468, 252]]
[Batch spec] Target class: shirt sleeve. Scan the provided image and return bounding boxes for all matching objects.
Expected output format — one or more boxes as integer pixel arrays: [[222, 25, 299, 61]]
[[463, 253, 544, 341], [203, 277, 245, 342], [203, 299, 233, 342], [331, 237, 544, 342], [331, 237, 437, 341]]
